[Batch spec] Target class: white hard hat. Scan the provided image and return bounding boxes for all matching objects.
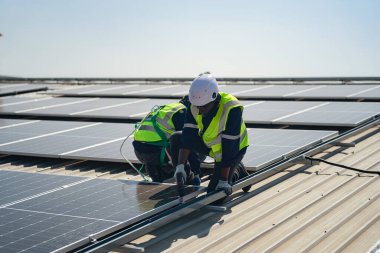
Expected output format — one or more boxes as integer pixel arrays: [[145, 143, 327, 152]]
[[189, 73, 219, 106]]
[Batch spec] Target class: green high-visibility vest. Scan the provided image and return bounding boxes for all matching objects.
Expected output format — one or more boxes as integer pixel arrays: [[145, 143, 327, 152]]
[[134, 102, 186, 145], [188, 92, 249, 162]]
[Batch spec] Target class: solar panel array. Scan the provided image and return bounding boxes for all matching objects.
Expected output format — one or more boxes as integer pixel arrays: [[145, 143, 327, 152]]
[[1, 81, 379, 252], [0, 119, 337, 170], [0, 170, 204, 253], [47, 84, 380, 100], [1, 97, 379, 127]]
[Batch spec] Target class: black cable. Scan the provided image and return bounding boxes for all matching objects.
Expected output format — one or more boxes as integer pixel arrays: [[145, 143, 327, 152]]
[[304, 156, 380, 175]]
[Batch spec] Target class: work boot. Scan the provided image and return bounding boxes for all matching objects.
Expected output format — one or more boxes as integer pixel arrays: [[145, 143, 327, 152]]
[[186, 171, 194, 185], [192, 174, 201, 186]]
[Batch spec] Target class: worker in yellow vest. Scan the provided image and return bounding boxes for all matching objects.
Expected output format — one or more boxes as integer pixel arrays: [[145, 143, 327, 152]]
[[133, 96, 202, 183], [173, 73, 251, 195]]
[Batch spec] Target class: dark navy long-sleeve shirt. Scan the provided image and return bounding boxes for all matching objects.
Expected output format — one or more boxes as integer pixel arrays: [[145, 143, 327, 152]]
[[181, 94, 247, 168]]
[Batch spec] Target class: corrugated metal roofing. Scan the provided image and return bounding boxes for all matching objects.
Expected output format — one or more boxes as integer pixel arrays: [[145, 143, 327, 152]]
[[123, 125, 380, 253]]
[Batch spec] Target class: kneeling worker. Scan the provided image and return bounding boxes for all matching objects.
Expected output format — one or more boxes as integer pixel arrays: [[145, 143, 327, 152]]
[[133, 96, 201, 183], [174, 73, 251, 195]]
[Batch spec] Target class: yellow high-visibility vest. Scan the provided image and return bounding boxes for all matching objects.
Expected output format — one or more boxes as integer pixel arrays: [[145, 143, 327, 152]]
[[188, 92, 249, 162], [134, 102, 186, 144]]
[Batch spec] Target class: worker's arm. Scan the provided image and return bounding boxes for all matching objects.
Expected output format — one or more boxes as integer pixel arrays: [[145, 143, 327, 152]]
[[219, 167, 230, 181], [174, 107, 198, 180], [172, 108, 186, 131], [219, 107, 243, 181], [215, 107, 243, 194], [178, 148, 191, 165]]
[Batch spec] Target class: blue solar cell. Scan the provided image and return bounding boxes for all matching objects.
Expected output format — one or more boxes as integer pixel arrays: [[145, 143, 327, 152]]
[[0, 171, 204, 252]]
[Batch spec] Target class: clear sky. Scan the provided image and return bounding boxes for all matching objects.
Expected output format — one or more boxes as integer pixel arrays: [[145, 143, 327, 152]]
[[0, 0, 379, 78]]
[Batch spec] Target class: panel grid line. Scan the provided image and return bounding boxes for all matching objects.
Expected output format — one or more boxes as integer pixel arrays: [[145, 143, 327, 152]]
[[59, 137, 126, 155], [0, 97, 52, 107], [78, 85, 139, 94], [0, 120, 40, 130], [0, 178, 93, 208], [0, 122, 102, 147], [122, 85, 180, 95], [283, 85, 326, 97], [347, 85, 380, 97], [69, 99, 150, 115], [16, 98, 99, 113], [272, 102, 331, 122], [3, 207, 120, 223], [231, 85, 274, 95]]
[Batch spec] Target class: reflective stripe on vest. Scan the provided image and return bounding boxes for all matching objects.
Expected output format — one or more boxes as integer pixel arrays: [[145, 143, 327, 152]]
[[190, 92, 249, 162], [134, 103, 185, 143]]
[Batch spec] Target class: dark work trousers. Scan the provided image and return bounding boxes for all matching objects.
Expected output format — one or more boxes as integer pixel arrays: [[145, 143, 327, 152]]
[[207, 152, 245, 193], [169, 131, 206, 177], [169, 131, 245, 193], [133, 145, 173, 183]]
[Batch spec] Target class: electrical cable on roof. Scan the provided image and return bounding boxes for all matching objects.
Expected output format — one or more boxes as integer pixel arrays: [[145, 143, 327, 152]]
[[119, 106, 162, 182], [304, 156, 380, 175], [120, 130, 150, 181]]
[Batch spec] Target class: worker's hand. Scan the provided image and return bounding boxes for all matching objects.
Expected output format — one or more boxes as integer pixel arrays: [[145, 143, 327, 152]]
[[216, 180, 232, 195], [174, 164, 187, 182]]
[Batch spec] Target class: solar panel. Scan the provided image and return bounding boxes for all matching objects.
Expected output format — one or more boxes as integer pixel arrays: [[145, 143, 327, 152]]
[[0, 97, 94, 113], [47, 84, 380, 100], [284, 85, 380, 99], [0, 97, 172, 119], [0, 170, 85, 207], [0, 119, 337, 170], [274, 102, 380, 127], [0, 173, 204, 253], [0, 208, 116, 253], [46, 84, 189, 97], [0, 84, 47, 96], [243, 101, 380, 127], [2, 97, 379, 127]]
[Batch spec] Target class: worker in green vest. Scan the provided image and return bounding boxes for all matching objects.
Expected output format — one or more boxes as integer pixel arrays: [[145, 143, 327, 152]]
[[173, 73, 251, 195], [133, 96, 202, 183]]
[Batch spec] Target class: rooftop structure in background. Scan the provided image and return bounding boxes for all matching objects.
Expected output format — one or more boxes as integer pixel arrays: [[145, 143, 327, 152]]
[[1, 76, 380, 84]]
